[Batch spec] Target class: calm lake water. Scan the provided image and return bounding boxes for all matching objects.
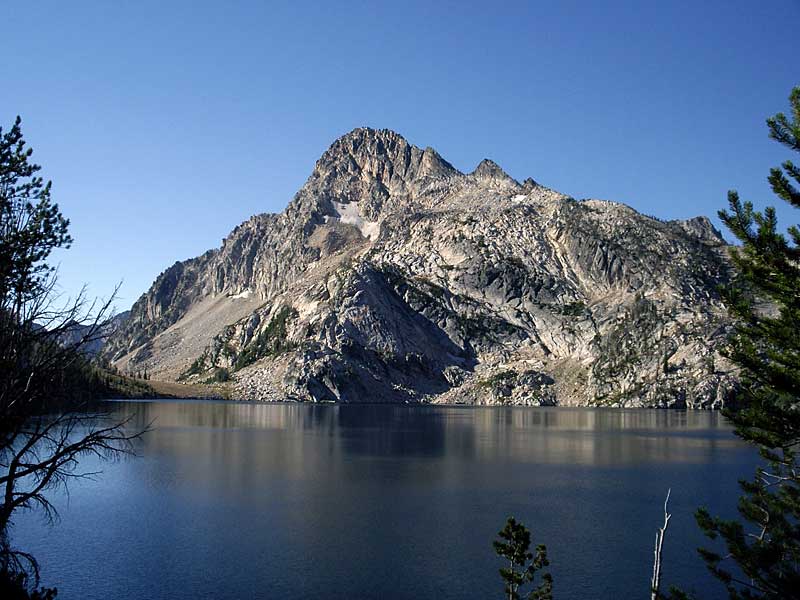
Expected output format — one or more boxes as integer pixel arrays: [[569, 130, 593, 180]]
[[13, 401, 759, 600]]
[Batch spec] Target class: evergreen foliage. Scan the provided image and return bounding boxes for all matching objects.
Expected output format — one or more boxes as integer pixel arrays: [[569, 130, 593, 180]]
[[493, 517, 552, 600], [233, 306, 298, 370], [205, 367, 230, 383], [179, 352, 209, 380], [0, 116, 71, 308], [671, 87, 800, 599], [0, 116, 145, 596]]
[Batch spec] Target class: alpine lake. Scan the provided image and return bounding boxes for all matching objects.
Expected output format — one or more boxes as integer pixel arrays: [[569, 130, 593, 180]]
[[13, 400, 759, 599]]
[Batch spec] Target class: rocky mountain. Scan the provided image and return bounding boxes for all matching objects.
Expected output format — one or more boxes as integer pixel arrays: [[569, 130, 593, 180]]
[[60, 310, 130, 356], [105, 128, 735, 407]]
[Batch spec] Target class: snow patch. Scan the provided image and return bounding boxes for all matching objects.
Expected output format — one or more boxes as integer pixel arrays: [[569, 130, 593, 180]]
[[511, 194, 527, 203], [229, 289, 252, 300], [332, 201, 380, 241]]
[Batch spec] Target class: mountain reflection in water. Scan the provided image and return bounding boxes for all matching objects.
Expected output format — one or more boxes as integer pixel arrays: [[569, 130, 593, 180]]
[[14, 401, 757, 600]]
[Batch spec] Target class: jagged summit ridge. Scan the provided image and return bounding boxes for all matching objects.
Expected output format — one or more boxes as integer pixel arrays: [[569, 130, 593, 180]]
[[313, 127, 460, 190], [105, 128, 735, 408], [317, 127, 459, 176], [300, 127, 465, 221], [472, 158, 515, 181]]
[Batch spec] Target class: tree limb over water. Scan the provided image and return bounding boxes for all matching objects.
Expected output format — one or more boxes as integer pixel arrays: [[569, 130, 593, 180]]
[[0, 116, 148, 596]]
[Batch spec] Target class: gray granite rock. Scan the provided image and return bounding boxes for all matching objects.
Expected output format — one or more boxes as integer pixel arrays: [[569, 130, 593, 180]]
[[105, 128, 736, 407]]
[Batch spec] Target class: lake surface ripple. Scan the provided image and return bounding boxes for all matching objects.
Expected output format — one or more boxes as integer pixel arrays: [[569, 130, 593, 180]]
[[14, 401, 759, 600]]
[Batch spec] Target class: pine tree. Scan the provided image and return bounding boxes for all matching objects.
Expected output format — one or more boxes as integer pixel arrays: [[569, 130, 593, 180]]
[[0, 116, 142, 596], [682, 87, 800, 599], [493, 517, 552, 600]]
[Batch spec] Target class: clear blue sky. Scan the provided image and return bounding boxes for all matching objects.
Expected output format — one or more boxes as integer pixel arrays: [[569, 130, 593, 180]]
[[2, 0, 798, 308]]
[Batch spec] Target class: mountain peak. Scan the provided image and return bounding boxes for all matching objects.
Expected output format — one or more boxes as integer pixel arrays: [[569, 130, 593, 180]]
[[331, 127, 409, 150], [319, 128, 459, 171], [471, 158, 517, 185], [108, 129, 734, 408], [308, 128, 460, 206], [675, 216, 726, 245]]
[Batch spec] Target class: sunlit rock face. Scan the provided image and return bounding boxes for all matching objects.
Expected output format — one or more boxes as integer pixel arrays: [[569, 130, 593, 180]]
[[105, 128, 735, 408]]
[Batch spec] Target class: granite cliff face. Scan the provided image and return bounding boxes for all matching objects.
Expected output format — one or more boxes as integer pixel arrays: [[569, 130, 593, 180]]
[[105, 128, 735, 407]]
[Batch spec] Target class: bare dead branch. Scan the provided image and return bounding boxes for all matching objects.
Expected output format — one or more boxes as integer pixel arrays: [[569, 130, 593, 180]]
[[651, 488, 672, 600]]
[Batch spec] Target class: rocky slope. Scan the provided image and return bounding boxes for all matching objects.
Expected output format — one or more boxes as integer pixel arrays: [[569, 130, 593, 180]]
[[105, 128, 735, 407], [60, 310, 130, 356]]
